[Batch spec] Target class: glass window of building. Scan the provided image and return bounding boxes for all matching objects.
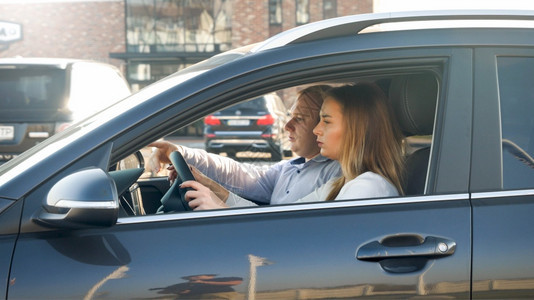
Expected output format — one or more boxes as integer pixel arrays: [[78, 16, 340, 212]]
[[269, 0, 282, 25], [323, 0, 337, 19], [126, 0, 232, 54], [296, 0, 310, 25]]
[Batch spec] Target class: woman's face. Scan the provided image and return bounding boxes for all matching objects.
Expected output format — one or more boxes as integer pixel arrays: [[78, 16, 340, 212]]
[[313, 97, 344, 160]]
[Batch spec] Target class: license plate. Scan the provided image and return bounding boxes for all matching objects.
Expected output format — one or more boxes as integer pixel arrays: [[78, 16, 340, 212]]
[[227, 119, 250, 126], [0, 126, 14, 141]]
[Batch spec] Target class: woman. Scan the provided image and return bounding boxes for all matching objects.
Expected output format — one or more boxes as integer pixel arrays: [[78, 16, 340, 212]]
[[297, 82, 404, 202], [182, 82, 404, 209]]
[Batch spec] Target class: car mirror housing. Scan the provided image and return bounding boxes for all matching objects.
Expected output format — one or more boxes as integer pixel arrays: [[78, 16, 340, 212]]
[[35, 168, 119, 228]]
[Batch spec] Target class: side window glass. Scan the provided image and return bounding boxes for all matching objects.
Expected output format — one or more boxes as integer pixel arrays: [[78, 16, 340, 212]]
[[497, 57, 534, 190], [387, 73, 438, 196], [144, 91, 294, 179]]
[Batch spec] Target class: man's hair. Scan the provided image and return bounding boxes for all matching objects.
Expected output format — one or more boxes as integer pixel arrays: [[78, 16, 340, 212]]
[[295, 84, 332, 121]]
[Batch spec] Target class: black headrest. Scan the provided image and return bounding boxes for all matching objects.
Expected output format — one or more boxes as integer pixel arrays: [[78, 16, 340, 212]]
[[388, 73, 438, 136]]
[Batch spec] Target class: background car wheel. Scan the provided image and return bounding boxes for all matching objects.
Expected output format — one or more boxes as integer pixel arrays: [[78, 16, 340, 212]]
[[270, 148, 283, 161], [225, 150, 237, 158], [283, 149, 293, 158], [206, 147, 219, 155]]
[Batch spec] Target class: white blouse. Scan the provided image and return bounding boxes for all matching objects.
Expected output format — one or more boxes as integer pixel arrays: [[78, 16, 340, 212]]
[[226, 171, 399, 207], [295, 171, 399, 203]]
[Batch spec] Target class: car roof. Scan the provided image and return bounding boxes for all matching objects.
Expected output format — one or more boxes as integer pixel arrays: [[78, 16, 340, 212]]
[[0, 57, 109, 69], [252, 9, 534, 53]]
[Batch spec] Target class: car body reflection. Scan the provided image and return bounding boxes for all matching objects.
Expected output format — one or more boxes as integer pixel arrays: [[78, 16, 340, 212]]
[[150, 274, 243, 298]]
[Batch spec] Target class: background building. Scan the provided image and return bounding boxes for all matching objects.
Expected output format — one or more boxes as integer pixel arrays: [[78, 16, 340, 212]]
[[0, 0, 371, 136], [0, 0, 372, 91]]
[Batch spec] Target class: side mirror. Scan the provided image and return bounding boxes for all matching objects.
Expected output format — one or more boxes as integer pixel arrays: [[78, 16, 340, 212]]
[[115, 150, 145, 171], [35, 168, 119, 228]]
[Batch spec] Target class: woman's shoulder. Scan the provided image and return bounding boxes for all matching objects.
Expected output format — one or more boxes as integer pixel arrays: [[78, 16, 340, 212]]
[[336, 172, 399, 200]]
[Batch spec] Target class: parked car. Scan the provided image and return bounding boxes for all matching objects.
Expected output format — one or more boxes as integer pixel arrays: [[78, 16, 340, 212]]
[[1, 10, 534, 299], [0, 58, 131, 164], [204, 93, 290, 160]]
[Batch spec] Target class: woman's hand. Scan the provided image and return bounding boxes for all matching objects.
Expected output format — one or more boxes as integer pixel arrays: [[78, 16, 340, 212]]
[[181, 180, 229, 210]]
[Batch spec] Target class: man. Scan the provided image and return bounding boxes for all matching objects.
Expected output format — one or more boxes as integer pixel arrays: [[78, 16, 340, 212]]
[[149, 85, 340, 205]]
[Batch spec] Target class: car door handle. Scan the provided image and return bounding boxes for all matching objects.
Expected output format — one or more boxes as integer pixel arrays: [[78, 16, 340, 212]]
[[357, 235, 456, 261]]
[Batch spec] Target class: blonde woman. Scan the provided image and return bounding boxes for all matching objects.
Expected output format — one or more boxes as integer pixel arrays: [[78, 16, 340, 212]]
[[297, 82, 404, 202], [182, 82, 404, 209]]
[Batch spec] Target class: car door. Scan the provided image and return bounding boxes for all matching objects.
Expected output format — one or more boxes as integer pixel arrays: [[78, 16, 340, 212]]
[[7, 47, 473, 299], [471, 48, 534, 299]]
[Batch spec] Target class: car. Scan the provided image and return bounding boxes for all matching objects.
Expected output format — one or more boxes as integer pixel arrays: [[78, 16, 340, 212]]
[[203, 93, 290, 160], [1, 10, 534, 299], [0, 58, 131, 164]]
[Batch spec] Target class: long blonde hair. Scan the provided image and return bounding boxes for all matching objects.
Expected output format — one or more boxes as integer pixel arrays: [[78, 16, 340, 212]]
[[326, 83, 404, 200]]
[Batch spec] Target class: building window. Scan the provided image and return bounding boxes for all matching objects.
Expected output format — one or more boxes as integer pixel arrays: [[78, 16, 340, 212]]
[[269, 0, 282, 25], [323, 0, 337, 19], [125, 0, 232, 54], [296, 0, 309, 25]]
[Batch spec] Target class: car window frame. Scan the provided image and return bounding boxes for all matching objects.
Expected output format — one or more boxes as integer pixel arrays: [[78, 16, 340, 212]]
[[107, 47, 473, 221]]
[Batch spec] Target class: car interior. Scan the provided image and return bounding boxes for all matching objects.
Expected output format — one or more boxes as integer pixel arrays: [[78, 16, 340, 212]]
[[113, 70, 440, 217]]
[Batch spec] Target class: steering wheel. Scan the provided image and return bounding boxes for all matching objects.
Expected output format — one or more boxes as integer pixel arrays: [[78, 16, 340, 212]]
[[159, 151, 196, 212]]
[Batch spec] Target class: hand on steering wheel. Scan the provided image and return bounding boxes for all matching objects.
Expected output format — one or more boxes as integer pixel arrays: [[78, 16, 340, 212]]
[[159, 151, 195, 212], [180, 181, 228, 210]]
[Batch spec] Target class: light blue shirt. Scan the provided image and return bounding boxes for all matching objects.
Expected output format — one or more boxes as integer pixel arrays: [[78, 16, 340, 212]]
[[180, 146, 341, 204]]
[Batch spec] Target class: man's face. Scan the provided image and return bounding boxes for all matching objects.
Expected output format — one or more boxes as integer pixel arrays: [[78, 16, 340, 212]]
[[284, 95, 321, 159]]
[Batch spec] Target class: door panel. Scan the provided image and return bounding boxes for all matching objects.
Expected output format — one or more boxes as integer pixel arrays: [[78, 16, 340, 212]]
[[0, 200, 21, 300], [471, 49, 534, 299], [472, 194, 534, 299], [9, 198, 470, 299]]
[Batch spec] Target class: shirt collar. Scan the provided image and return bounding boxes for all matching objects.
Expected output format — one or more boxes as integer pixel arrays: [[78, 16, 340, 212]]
[[290, 154, 331, 165]]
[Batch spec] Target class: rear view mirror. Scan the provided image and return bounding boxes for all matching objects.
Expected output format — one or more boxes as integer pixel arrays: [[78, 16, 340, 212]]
[[35, 168, 119, 228]]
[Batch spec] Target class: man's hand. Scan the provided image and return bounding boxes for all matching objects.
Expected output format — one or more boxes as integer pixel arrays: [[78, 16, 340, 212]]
[[147, 140, 179, 174], [181, 181, 228, 210], [190, 165, 230, 202]]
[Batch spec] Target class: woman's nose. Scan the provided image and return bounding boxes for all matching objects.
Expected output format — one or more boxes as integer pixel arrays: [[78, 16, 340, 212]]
[[312, 123, 321, 136]]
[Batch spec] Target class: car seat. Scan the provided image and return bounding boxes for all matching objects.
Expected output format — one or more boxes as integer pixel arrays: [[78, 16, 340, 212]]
[[388, 73, 438, 195]]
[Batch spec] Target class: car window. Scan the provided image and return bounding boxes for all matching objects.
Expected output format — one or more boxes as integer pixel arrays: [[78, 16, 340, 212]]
[[0, 67, 66, 111], [216, 96, 268, 114], [497, 56, 534, 190], [144, 91, 294, 179], [140, 71, 440, 197]]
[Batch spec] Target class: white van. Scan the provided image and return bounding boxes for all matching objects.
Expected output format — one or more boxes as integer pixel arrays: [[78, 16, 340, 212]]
[[0, 58, 131, 163]]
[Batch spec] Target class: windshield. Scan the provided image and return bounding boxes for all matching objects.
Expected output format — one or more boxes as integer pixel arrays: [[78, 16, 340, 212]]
[[216, 96, 267, 115]]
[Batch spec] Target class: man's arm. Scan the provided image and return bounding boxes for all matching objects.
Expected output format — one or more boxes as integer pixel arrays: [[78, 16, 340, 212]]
[[149, 140, 281, 203]]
